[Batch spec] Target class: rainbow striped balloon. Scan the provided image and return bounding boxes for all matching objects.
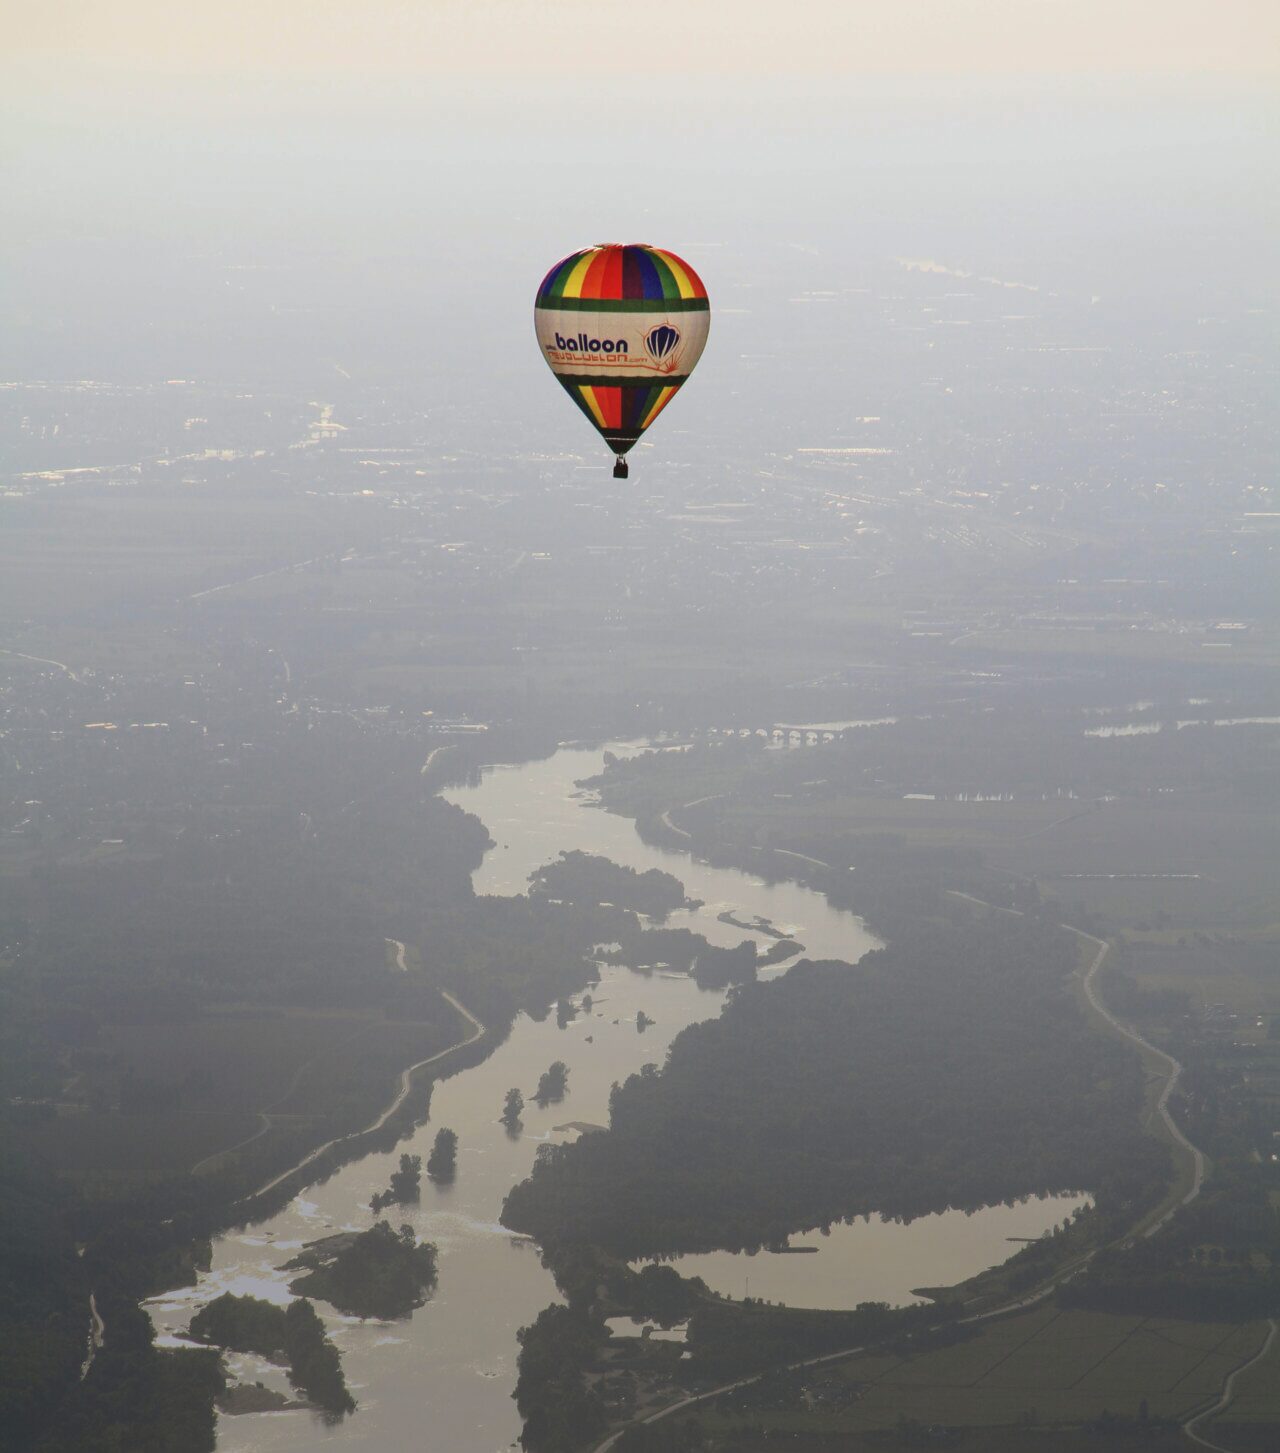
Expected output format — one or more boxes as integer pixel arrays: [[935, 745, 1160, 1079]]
[[535, 243, 709, 477]]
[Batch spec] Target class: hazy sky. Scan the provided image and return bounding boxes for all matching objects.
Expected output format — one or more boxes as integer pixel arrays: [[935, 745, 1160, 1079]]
[[5, 0, 1274, 388], [10, 0, 1279, 78]]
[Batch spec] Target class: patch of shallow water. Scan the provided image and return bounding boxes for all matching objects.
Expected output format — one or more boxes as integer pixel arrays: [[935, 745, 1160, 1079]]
[[645, 1194, 1091, 1310]]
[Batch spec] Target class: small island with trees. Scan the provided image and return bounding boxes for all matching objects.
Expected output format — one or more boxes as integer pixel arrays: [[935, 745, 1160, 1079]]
[[188, 1293, 355, 1417], [284, 1222, 439, 1320], [528, 851, 697, 919], [426, 1126, 458, 1182], [371, 1152, 422, 1213], [534, 1060, 570, 1106], [502, 1087, 525, 1130], [600, 925, 761, 989]]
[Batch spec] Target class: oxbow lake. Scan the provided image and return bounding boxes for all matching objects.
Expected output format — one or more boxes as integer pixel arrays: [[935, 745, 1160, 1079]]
[[146, 743, 1085, 1451]]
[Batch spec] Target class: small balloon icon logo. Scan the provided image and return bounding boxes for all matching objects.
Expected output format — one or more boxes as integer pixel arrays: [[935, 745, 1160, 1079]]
[[644, 323, 681, 363]]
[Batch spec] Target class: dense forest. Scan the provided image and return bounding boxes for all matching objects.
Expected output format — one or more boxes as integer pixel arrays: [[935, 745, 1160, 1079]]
[[32, 1299, 225, 1453], [0, 1172, 89, 1449], [515, 1305, 611, 1453], [2, 732, 490, 1026], [503, 914, 1171, 1256]]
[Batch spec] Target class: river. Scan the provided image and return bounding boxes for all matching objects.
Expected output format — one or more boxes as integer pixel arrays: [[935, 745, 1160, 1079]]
[[146, 743, 1083, 1451]]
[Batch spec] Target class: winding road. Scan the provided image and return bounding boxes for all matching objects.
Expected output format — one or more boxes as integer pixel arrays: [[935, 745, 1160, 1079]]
[[420, 745, 455, 779], [657, 794, 724, 841], [1080, 929, 1207, 1238], [0, 647, 80, 681], [946, 889, 1205, 1237], [1183, 1318, 1278, 1450], [185, 554, 332, 602]]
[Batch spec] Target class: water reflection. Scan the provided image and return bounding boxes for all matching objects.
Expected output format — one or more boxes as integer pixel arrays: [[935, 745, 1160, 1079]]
[[644, 1195, 1090, 1311]]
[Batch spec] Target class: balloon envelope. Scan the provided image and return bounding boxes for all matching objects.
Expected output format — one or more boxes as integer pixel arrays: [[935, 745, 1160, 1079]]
[[535, 244, 709, 465]]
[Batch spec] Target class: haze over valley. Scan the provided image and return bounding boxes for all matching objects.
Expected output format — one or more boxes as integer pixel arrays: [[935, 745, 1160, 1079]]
[[2, 8, 1278, 1451]]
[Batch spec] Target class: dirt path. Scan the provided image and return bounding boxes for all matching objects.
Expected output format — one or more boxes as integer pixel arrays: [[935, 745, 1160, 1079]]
[[238, 987, 485, 1204], [185, 554, 329, 602], [420, 745, 454, 778], [658, 794, 722, 839], [0, 647, 80, 681], [1183, 1318, 1278, 1450], [189, 1112, 274, 1177]]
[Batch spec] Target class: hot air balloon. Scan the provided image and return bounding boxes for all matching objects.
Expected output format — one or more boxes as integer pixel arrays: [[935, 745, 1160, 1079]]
[[535, 243, 709, 478]]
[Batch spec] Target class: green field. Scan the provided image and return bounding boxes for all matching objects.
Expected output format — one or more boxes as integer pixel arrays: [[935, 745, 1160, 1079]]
[[1123, 938, 1280, 1021], [697, 1306, 1268, 1435], [101, 1006, 450, 1112], [1005, 794, 1280, 930], [9, 1109, 261, 1197], [12, 1003, 458, 1193]]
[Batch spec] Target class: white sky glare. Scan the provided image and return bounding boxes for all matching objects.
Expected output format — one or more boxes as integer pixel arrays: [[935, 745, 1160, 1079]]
[[9, 0, 1279, 77], [4, 0, 1273, 364]]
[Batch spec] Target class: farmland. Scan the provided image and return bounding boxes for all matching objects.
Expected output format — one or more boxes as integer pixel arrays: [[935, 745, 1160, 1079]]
[[689, 1305, 1273, 1438], [8, 1003, 460, 1195], [100, 1005, 454, 1118]]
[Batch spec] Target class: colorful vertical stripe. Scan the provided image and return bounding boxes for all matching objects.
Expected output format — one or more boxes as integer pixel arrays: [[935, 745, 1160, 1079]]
[[538, 244, 708, 307], [558, 378, 688, 448]]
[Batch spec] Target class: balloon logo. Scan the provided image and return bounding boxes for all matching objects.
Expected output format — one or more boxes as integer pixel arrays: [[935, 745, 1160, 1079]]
[[535, 243, 709, 479], [644, 323, 681, 365]]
